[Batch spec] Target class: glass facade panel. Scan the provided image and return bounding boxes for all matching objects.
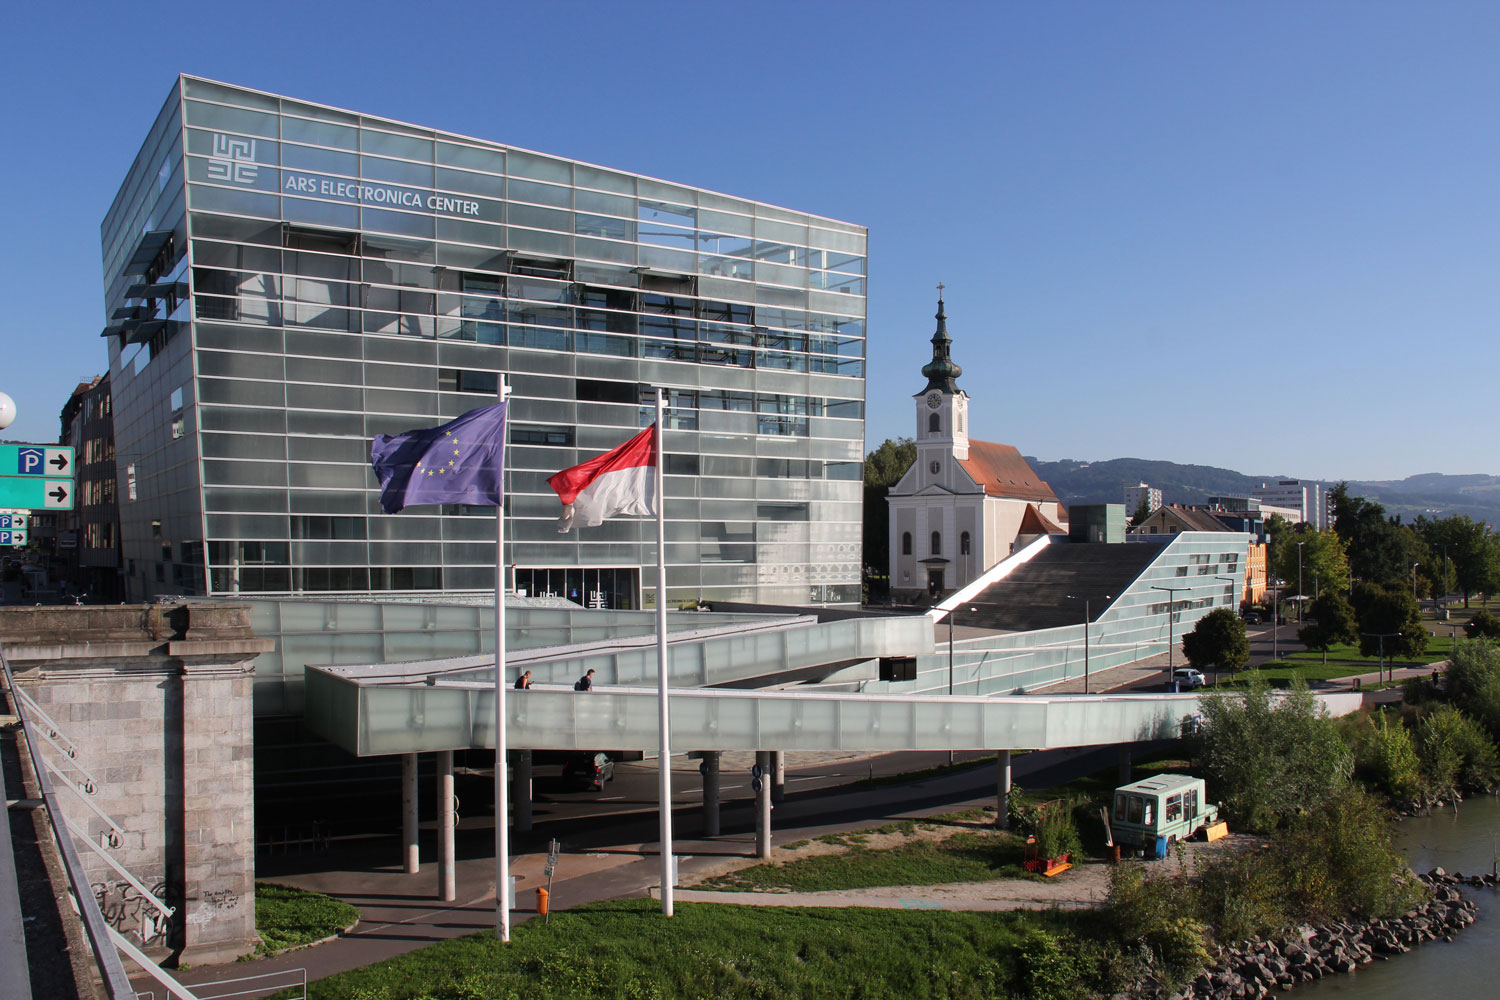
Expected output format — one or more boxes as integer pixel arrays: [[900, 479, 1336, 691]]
[[105, 75, 866, 607]]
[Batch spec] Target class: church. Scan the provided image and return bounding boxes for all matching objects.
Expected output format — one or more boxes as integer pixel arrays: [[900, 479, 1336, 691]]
[[886, 293, 1068, 602]]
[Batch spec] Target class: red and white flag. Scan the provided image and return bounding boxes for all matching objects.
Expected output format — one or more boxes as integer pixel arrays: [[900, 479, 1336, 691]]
[[547, 425, 657, 531]]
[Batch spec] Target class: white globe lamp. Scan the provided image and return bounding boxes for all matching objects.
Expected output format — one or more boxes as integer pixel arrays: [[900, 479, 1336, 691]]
[[0, 392, 15, 431]]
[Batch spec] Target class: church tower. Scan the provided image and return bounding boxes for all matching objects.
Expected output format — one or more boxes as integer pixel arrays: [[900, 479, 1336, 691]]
[[914, 289, 970, 478], [886, 287, 1065, 602]]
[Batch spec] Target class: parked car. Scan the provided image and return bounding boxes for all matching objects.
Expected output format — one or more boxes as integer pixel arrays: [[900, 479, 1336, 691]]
[[1242, 612, 1262, 625], [561, 752, 615, 791], [1172, 668, 1206, 690]]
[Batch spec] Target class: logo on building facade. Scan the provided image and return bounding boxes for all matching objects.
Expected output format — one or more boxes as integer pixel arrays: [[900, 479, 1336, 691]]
[[207, 134, 259, 185]]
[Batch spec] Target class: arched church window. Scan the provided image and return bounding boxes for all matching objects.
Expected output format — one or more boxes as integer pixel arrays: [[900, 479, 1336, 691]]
[[928, 413, 941, 433], [931, 531, 941, 555], [961, 532, 971, 556], [902, 532, 912, 556], [929, 460, 940, 474]]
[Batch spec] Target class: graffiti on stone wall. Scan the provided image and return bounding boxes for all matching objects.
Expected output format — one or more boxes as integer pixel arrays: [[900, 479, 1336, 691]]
[[186, 889, 243, 925], [92, 878, 174, 946]]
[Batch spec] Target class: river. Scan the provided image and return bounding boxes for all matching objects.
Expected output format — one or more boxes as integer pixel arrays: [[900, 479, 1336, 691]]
[[1295, 793, 1500, 997]]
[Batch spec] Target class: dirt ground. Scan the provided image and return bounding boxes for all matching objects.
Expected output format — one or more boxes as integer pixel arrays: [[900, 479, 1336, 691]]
[[679, 810, 1262, 912]]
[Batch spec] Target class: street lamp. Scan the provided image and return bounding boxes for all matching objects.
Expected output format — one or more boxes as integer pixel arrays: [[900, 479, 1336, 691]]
[[1412, 562, 1420, 603], [946, 605, 977, 763], [1151, 585, 1192, 690], [1268, 578, 1282, 661], [1067, 593, 1113, 694], [1360, 630, 1401, 684], [1296, 541, 1305, 623]]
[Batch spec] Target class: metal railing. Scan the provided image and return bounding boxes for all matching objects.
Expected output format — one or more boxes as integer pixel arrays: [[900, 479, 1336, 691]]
[[0, 645, 136, 997]]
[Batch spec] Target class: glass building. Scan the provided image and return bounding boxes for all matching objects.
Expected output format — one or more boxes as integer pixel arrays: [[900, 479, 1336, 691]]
[[102, 76, 867, 608]]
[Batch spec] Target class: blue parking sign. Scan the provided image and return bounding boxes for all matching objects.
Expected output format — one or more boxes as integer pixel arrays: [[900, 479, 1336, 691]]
[[17, 448, 43, 475]]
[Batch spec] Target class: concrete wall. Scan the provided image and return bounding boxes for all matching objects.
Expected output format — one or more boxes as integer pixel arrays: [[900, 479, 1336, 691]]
[[0, 603, 270, 964]]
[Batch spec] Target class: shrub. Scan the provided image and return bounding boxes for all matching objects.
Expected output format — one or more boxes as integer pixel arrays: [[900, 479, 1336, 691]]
[[1194, 847, 1289, 945], [1032, 802, 1083, 862], [1361, 711, 1421, 800], [1106, 862, 1210, 989], [1195, 678, 1353, 831], [1016, 929, 1085, 1000], [1464, 608, 1500, 640], [1416, 704, 1500, 795], [1442, 640, 1500, 742], [1278, 786, 1426, 921]]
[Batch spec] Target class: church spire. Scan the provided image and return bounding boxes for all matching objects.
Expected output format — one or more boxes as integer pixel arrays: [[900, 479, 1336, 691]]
[[920, 284, 963, 393]]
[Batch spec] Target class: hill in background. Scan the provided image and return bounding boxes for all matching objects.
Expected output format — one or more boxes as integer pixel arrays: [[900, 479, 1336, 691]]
[[1027, 457, 1500, 527]]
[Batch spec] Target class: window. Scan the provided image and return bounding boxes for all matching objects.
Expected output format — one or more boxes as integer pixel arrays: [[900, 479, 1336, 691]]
[[929, 460, 940, 474], [931, 532, 941, 555], [928, 413, 940, 433], [576, 379, 636, 404], [127, 464, 137, 502], [901, 532, 912, 556], [438, 369, 500, 394], [960, 532, 971, 556], [511, 424, 574, 446], [170, 386, 185, 439]]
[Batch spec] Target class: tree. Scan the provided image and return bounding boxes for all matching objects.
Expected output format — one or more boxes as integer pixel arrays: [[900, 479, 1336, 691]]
[[1417, 514, 1500, 609], [1267, 527, 1351, 605], [1351, 581, 1427, 660], [1128, 496, 1152, 529], [1181, 607, 1249, 675], [1330, 484, 1428, 588], [861, 438, 915, 602], [1298, 591, 1358, 665], [1195, 678, 1352, 831], [1464, 608, 1500, 640]]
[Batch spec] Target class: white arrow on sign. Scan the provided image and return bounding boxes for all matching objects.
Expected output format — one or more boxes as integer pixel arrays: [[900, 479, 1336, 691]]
[[43, 481, 70, 508]]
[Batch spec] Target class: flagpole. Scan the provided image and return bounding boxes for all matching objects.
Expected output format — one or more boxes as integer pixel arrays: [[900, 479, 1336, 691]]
[[655, 387, 674, 917], [496, 380, 512, 942]]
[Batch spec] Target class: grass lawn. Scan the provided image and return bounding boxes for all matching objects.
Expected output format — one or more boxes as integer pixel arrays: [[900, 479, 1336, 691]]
[[254, 882, 361, 955], [696, 829, 1033, 893], [293, 898, 1096, 1000], [1217, 634, 1457, 688]]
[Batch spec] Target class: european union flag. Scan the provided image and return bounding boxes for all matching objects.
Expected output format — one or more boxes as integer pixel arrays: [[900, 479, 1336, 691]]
[[370, 402, 506, 514]]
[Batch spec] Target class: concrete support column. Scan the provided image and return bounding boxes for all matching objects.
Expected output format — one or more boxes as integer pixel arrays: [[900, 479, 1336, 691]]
[[995, 750, 1012, 830], [437, 749, 456, 902], [513, 750, 533, 834], [701, 751, 721, 837], [771, 750, 786, 804], [401, 753, 420, 874], [754, 750, 772, 859], [1117, 746, 1133, 785]]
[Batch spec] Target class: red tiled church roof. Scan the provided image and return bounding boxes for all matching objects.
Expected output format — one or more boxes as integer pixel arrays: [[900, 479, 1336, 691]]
[[957, 440, 1060, 503]]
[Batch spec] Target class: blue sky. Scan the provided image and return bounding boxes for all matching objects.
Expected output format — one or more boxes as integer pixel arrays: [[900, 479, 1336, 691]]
[[3, 1, 1497, 481]]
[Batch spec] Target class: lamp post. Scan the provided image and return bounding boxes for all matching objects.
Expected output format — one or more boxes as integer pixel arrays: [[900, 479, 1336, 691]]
[[1296, 541, 1305, 623], [1269, 578, 1281, 661], [943, 605, 981, 761], [1067, 593, 1113, 694], [1412, 562, 1420, 603], [1361, 631, 1401, 684], [1152, 585, 1191, 690]]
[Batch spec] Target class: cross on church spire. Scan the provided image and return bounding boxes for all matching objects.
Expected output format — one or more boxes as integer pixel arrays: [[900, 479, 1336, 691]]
[[920, 286, 962, 393]]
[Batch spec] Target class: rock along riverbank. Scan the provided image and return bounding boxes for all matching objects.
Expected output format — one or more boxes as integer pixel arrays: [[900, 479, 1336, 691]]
[[1152, 871, 1488, 1000]]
